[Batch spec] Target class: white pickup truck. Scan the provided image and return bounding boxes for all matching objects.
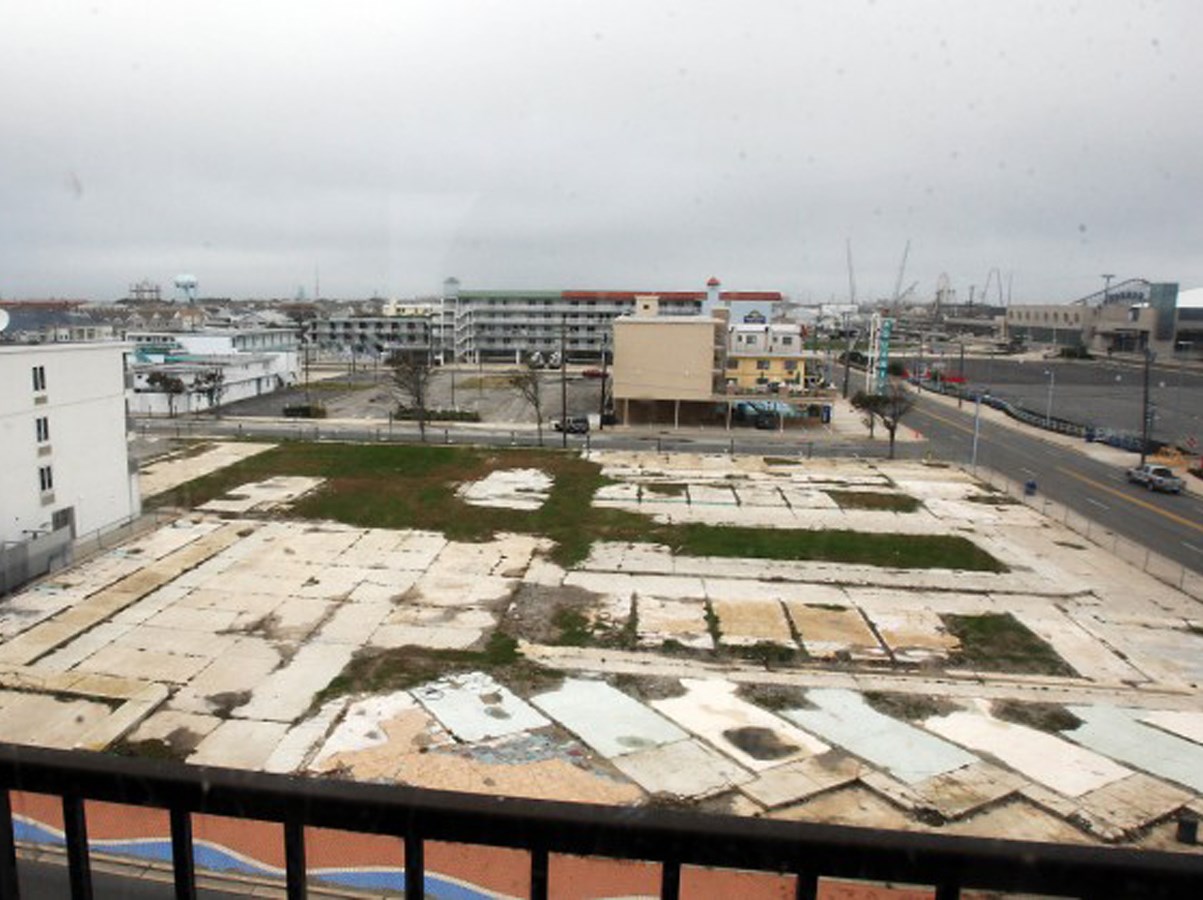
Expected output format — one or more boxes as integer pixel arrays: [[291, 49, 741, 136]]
[[1126, 463, 1185, 494]]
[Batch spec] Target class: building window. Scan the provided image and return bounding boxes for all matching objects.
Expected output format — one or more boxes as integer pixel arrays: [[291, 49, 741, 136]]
[[35, 417, 50, 443], [756, 359, 771, 370], [784, 360, 798, 371], [39, 465, 54, 492], [781, 336, 793, 345], [32, 365, 47, 391], [727, 359, 738, 370]]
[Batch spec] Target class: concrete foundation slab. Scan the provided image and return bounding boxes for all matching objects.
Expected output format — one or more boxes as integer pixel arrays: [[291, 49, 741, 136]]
[[1066, 705, 1203, 793], [784, 689, 975, 784], [635, 597, 712, 649], [710, 599, 794, 646], [412, 671, 549, 742], [783, 602, 886, 660], [923, 711, 1130, 797], [739, 750, 863, 809], [863, 608, 958, 662], [234, 643, 356, 724], [1140, 710, 1203, 745], [188, 719, 291, 769], [652, 679, 827, 771], [612, 739, 752, 799], [457, 468, 552, 510], [531, 678, 686, 758]]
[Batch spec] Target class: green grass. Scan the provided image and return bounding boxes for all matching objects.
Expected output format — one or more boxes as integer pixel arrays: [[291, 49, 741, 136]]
[[149, 442, 1007, 572], [942, 613, 1076, 676]]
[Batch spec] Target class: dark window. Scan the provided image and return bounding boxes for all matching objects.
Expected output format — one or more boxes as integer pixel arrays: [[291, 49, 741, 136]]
[[35, 417, 50, 442], [32, 365, 47, 391], [39, 465, 54, 492]]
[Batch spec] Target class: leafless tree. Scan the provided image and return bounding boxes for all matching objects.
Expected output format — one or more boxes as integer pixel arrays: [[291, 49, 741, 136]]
[[196, 368, 225, 418], [147, 371, 186, 418], [389, 349, 434, 442], [509, 364, 545, 446], [852, 383, 916, 459]]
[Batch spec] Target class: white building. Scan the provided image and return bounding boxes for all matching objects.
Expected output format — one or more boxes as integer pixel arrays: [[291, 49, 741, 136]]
[[126, 329, 300, 415], [0, 343, 140, 592]]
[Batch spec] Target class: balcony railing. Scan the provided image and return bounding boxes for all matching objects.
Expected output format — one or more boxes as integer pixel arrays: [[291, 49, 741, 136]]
[[0, 742, 1199, 900]]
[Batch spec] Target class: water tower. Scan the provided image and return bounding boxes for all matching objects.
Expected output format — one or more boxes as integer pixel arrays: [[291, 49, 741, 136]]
[[174, 274, 198, 304]]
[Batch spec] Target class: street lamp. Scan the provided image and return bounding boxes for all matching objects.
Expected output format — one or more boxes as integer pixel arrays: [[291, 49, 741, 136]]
[[1043, 368, 1055, 426]]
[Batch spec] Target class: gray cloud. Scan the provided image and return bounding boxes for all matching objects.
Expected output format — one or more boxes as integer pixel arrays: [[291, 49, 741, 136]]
[[2, 0, 1200, 303]]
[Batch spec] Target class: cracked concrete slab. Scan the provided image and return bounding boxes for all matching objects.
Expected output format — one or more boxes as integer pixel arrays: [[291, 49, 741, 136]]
[[457, 468, 552, 510], [531, 678, 686, 758], [611, 739, 752, 799], [412, 671, 549, 743]]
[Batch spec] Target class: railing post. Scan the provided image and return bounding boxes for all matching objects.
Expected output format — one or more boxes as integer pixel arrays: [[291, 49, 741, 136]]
[[404, 829, 424, 900], [284, 819, 306, 900], [0, 790, 19, 900], [170, 807, 196, 900], [934, 881, 961, 900], [794, 867, 818, 900], [661, 859, 680, 900], [530, 846, 549, 900], [62, 794, 93, 900]]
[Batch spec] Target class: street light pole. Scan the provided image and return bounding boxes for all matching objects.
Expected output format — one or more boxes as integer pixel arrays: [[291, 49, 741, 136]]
[[1044, 368, 1055, 426], [1140, 347, 1154, 465], [560, 313, 568, 449]]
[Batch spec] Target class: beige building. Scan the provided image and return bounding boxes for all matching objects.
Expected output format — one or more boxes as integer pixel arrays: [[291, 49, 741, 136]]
[[612, 297, 727, 426]]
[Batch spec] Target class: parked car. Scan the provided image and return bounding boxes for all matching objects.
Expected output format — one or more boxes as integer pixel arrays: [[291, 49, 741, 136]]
[[581, 367, 606, 379], [1125, 463, 1184, 494], [553, 415, 590, 434]]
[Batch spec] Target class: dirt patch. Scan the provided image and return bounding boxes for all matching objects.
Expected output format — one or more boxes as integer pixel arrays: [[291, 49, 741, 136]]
[[207, 690, 252, 718], [991, 699, 1083, 734], [608, 673, 686, 702], [737, 683, 812, 711], [502, 582, 633, 647], [863, 691, 959, 721], [110, 727, 202, 761], [642, 482, 688, 498], [722, 726, 799, 761]]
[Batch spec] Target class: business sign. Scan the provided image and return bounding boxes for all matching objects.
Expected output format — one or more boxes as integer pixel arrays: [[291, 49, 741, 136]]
[[875, 317, 894, 393]]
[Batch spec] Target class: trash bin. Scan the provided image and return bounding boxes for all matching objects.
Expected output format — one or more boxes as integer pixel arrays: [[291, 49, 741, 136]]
[[820, 404, 832, 424], [1024, 480, 1038, 497]]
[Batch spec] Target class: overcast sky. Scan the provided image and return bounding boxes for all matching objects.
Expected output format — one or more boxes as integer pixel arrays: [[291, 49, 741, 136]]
[[2, 1, 1200, 305]]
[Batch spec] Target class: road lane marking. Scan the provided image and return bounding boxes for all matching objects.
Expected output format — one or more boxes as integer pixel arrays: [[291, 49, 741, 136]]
[[1184, 542, 1201, 555], [1054, 467, 1203, 534], [1021, 467, 1037, 477], [1086, 498, 1109, 511]]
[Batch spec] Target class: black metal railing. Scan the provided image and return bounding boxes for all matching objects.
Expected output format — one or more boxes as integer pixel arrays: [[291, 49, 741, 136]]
[[0, 742, 1200, 900]]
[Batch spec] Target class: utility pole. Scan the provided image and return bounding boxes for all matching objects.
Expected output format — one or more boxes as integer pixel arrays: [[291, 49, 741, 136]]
[[971, 394, 982, 474], [560, 313, 568, 449], [958, 342, 965, 409], [1140, 347, 1153, 465]]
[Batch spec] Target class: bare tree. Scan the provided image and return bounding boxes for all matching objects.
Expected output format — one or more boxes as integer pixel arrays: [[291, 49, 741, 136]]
[[509, 364, 545, 446], [196, 368, 226, 418], [147, 371, 186, 418], [389, 349, 433, 442], [852, 383, 916, 459]]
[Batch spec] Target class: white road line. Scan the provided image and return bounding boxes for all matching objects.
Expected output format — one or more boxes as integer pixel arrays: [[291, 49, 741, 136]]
[[1183, 542, 1202, 555], [1020, 467, 1037, 476], [1086, 498, 1109, 511]]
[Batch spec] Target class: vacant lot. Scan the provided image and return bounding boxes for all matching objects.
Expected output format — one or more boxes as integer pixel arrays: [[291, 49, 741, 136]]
[[150, 442, 1005, 571]]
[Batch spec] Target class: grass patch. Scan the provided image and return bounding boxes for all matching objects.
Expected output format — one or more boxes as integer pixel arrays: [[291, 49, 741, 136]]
[[991, 699, 1082, 733], [826, 490, 921, 513], [736, 683, 811, 711], [729, 641, 803, 668], [942, 613, 1077, 676], [863, 691, 958, 721], [966, 493, 1021, 506], [148, 442, 1007, 572], [672, 524, 1006, 572]]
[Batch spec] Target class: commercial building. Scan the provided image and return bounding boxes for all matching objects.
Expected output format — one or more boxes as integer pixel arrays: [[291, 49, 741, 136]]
[[725, 321, 808, 391], [1004, 280, 1201, 358], [0, 343, 140, 593]]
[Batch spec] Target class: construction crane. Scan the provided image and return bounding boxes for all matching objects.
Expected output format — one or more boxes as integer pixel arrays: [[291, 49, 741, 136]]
[[890, 240, 911, 315]]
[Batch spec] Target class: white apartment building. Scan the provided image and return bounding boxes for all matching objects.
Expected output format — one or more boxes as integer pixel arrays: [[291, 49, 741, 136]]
[[0, 343, 140, 592]]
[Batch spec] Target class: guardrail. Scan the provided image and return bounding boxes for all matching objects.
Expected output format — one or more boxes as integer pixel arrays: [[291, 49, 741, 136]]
[[0, 743, 1200, 899]]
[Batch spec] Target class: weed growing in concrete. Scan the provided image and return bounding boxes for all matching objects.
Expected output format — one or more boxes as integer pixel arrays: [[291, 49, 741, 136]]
[[942, 613, 1077, 676]]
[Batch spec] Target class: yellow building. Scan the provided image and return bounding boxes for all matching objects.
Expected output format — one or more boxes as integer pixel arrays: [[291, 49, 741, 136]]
[[724, 354, 805, 391]]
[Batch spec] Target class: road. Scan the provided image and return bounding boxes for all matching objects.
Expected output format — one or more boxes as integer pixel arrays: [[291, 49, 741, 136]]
[[905, 391, 1203, 574]]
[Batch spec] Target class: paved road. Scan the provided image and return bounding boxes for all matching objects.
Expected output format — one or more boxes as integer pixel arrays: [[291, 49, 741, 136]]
[[905, 391, 1203, 574], [911, 354, 1203, 449]]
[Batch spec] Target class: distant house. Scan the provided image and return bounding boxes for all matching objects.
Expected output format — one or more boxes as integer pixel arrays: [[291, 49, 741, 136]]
[[725, 322, 808, 391]]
